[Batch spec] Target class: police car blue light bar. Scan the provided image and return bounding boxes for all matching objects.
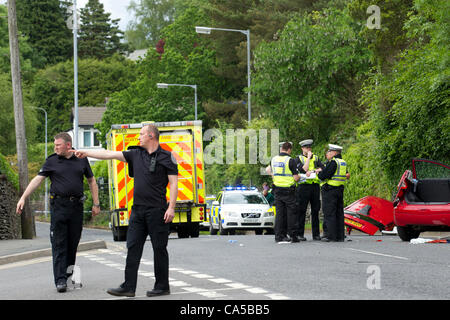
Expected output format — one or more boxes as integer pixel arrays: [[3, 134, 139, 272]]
[[222, 186, 257, 191]]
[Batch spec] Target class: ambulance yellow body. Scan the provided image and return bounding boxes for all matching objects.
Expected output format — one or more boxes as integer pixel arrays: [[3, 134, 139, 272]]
[[106, 120, 206, 240]]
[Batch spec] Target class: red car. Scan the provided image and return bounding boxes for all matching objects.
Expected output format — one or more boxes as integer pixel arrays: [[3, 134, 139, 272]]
[[393, 158, 450, 241]]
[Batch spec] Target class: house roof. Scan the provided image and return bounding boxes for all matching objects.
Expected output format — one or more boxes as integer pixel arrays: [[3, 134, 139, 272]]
[[72, 107, 107, 125]]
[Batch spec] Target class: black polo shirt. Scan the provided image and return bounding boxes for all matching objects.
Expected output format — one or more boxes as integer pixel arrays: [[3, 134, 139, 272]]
[[123, 145, 178, 208], [38, 153, 93, 196]]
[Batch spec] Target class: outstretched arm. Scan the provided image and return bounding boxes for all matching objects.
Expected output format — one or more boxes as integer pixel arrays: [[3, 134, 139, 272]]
[[75, 150, 126, 162]]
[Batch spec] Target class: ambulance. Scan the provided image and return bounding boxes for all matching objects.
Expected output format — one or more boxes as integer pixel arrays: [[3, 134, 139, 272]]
[[106, 120, 206, 240]]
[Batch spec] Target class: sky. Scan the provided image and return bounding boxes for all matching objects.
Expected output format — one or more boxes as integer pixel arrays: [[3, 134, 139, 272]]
[[0, 0, 135, 32]]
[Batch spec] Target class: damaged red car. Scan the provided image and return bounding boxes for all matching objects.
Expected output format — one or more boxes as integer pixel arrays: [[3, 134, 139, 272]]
[[344, 158, 450, 241], [393, 158, 450, 241]]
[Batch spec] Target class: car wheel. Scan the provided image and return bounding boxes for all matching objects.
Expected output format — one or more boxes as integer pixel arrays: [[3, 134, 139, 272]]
[[397, 226, 421, 241], [209, 216, 218, 235], [219, 217, 228, 235]]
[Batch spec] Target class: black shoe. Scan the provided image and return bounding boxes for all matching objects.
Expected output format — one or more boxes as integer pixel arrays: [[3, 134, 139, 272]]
[[56, 282, 67, 293], [290, 236, 300, 243], [275, 236, 290, 243], [298, 236, 307, 241], [107, 286, 135, 297], [146, 288, 170, 297], [313, 236, 321, 241]]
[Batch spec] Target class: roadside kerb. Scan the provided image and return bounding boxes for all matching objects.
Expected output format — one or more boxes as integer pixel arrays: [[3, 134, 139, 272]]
[[0, 240, 107, 265]]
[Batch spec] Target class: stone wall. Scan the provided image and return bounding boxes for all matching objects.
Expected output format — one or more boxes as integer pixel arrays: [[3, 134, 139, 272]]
[[0, 175, 21, 240]]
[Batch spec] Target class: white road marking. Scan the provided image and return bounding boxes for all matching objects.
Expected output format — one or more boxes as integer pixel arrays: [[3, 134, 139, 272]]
[[191, 273, 214, 279], [346, 248, 409, 260], [245, 287, 268, 294], [94, 248, 290, 299], [208, 278, 232, 284], [265, 293, 290, 300], [225, 282, 250, 289], [198, 291, 226, 298]]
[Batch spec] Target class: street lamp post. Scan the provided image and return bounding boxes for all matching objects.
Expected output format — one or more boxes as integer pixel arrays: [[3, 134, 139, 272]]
[[157, 83, 198, 120], [195, 26, 251, 123], [32, 107, 48, 218]]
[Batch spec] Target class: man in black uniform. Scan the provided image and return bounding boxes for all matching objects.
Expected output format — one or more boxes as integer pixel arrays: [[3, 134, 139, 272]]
[[75, 124, 178, 297], [17, 132, 100, 292], [317, 144, 348, 242], [266, 142, 300, 243], [295, 139, 324, 241]]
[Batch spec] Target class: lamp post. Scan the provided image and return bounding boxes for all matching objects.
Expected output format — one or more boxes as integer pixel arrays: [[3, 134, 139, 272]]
[[157, 83, 198, 120], [66, 0, 79, 148], [32, 107, 48, 218], [195, 26, 251, 123]]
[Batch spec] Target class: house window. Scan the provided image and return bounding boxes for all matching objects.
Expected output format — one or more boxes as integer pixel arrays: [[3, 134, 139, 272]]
[[83, 131, 92, 147], [94, 132, 100, 147]]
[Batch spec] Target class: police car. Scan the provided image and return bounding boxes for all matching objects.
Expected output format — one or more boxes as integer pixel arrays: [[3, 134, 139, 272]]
[[209, 186, 275, 235]]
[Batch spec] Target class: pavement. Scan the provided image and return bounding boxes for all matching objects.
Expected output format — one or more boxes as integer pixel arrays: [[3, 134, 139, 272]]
[[0, 222, 107, 265]]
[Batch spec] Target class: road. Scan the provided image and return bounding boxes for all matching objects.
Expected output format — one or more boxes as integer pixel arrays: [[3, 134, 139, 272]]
[[0, 222, 449, 301]]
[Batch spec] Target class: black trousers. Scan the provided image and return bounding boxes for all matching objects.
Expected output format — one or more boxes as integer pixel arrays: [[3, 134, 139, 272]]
[[50, 197, 83, 286], [274, 188, 298, 239], [296, 183, 321, 238], [321, 185, 345, 241], [123, 205, 170, 292]]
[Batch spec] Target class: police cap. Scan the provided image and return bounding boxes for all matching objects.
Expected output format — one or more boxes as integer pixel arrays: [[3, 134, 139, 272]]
[[299, 139, 313, 147], [327, 144, 343, 152]]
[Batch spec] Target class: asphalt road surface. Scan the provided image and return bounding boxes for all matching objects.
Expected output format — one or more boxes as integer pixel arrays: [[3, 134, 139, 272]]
[[0, 222, 449, 301]]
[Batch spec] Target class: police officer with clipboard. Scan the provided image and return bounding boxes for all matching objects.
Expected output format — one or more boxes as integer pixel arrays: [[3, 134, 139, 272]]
[[266, 142, 301, 243], [295, 139, 324, 241]]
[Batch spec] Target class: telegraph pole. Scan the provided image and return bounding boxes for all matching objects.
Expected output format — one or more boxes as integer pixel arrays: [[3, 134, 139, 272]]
[[7, 0, 35, 239]]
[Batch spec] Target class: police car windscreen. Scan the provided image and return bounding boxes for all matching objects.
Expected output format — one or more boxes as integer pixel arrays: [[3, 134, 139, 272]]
[[223, 193, 267, 205]]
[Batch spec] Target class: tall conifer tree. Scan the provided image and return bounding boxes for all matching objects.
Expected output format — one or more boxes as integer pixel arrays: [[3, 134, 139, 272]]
[[78, 0, 128, 59], [16, 0, 72, 68]]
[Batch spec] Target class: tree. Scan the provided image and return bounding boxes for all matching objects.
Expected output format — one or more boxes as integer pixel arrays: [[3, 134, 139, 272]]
[[252, 7, 372, 143], [359, 0, 450, 184], [32, 55, 136, 140], [125, 0, 189, 50], [16, 0, 72, 69], [97, 7, 222, 142], [78, 0, 128, 59]]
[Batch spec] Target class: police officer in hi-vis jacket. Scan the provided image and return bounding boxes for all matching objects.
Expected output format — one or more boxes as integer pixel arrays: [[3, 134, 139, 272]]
[[295, 139, 324, 241], [266, 142, 300, 243], [317, 144, 349, 242]]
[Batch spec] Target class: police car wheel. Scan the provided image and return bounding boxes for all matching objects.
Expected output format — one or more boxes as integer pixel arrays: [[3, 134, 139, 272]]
[[209, 221, 218, 235], [219, 218, 228, 235]]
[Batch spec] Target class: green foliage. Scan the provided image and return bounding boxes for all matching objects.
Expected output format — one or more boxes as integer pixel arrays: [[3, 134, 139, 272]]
[[79, 0, 129, 59], [16, 0, 72, 69], [125, 0, 190, 49], [31, 55, 136, 140], [348, 0, 413, 72], [83, 160, 109, 221], [0, 73, 38, 155], [0, 152, 19, 190], [253, 7, 372, 143], [360, 0, 450, 186], [343, 121, 392, 205], [97, 7, 222, 142]]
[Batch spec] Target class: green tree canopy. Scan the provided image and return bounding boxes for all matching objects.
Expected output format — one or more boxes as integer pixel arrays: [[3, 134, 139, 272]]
[[97, 7, 222, 142], [16, 0, 72, 69], [31, 55, 136, 140], [125, 0, 189, 50], [252, 7, 372, 143], [79, 0, 128, 59]]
